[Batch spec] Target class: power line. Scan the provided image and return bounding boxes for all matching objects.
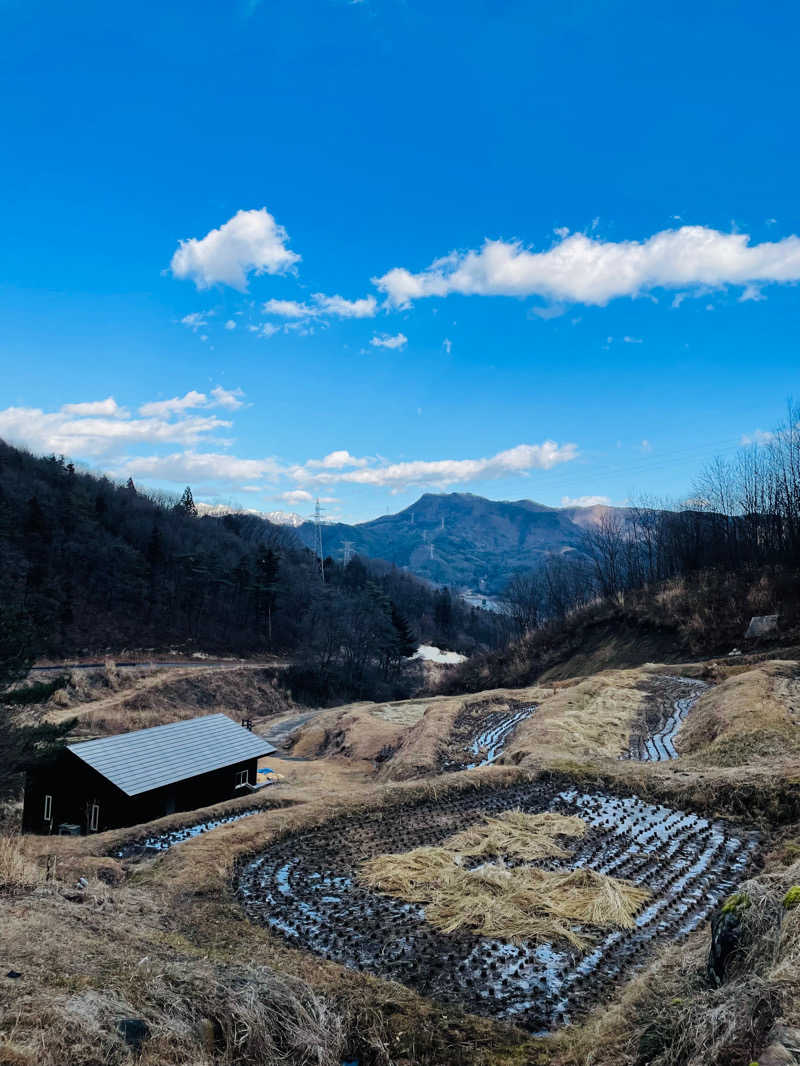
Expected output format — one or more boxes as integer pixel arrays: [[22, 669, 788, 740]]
[[311, 498, 325, 581]]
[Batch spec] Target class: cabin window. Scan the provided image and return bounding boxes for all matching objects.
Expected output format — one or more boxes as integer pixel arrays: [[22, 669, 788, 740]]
[[235, 769, 249, 788], [43, 795, 53, 822], [89, 803, 100, 832]]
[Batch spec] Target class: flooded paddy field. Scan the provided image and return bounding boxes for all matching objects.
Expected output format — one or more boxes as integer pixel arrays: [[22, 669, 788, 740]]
[[115, 804, 270, 859], [628, 676, 709, 761], [236, 780, 760, 1031], [442, 702, 538, 771]]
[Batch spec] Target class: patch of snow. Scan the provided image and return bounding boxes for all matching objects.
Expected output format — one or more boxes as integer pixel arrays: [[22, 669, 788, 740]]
[[412, 644, 467, 664]]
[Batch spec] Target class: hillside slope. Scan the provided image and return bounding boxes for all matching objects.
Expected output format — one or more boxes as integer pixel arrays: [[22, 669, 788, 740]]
[[295, 492, 623, 593]]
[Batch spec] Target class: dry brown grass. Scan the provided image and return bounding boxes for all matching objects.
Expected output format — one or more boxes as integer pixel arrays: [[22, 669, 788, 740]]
[[36, 664, 293, 737], [290, 684, 554, 779], [360, 848, 650, 948], [443, 809, 586, 861], [505, 668, 652, 764], [0, 834, 45, 894], [555, 857, 800, 1066], [677, 660, 800, 765], [359, 809, 649, 948]]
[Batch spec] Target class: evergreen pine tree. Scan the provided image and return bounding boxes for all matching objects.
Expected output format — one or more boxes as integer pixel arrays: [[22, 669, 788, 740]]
[[174, 486, 198, 517]]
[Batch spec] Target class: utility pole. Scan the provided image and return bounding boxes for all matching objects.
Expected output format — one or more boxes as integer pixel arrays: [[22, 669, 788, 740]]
[[312, 498, 325, 581]]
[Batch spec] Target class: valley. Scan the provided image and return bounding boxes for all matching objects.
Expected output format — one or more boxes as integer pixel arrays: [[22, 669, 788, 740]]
[[3, 646, 799, 1066]]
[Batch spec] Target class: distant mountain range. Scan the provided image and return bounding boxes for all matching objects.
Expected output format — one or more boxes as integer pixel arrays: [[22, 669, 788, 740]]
[[291, 493, 621, 595]]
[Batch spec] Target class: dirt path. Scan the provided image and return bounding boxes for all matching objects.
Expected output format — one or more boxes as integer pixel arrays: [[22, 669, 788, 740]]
[[37, 662, 285, 726], [261, 708, 329, 753]]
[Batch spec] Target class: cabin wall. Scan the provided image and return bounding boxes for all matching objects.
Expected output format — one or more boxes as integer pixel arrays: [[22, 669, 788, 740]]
[[23, 753, 260, 835]]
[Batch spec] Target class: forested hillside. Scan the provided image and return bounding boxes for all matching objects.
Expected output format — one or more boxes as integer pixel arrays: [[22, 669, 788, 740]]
[[0, 442, 500, 693], [294, 492, 599, 593]]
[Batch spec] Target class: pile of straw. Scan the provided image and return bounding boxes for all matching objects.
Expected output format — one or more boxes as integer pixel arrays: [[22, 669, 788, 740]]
[[359, 811, 650, 946], [442, 808, 586, 861]]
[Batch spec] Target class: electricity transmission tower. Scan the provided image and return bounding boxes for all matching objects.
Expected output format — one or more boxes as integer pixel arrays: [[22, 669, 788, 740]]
[[341, 540, 355, 566], [312, 498, 325, 581]]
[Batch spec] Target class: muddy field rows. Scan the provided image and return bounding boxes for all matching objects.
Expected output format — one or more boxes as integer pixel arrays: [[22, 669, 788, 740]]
[[237, 781, 760, 1032], [115, 805, 267, 858], [628, 676, 709, 761], [441, 702, 538, 771]]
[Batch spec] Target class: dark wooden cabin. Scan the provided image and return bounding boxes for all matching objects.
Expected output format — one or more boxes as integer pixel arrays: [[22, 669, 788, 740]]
[[23, 713, 277, 835]]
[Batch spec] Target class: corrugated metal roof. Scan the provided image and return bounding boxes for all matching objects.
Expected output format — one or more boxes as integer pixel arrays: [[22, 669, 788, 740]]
[[67, 713, 277, 797]]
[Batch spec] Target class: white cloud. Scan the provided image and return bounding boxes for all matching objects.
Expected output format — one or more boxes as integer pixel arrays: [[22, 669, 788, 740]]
[[623, 335, 643, 344], [741, 428, 775, 446], [60, 397, 127, 417], [263, 293, 377, 320], [122, 450, 281, 485], [561, 494, 612, 507], [254, 323, 279, 338], [170, 208, 300, 291], [370, 332, 407, 350], [277, 489, 314, 505], [139, 390, 208, 417], [0, 405, 229, 458], [373, 225, 800, 309], [313, 293, 377, 318], [209, 385, 245, 409], [639, 439, 653, 453], [263, 298, 310, 318], [442, 337, 452, 354], [181, 311, 213, 332], [303, 449, 371, 470], [739, 284, 766, 302], [224, 320, 237, 330], [300, 441, 578, 491]]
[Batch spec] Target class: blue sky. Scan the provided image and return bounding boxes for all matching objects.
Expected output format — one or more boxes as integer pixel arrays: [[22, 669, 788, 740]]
[[2, 0, 799, 522]]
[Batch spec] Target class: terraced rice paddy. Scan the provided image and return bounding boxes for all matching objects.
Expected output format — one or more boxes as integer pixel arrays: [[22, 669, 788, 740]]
[[237, 781, 759, 1031], [115, 805, 266, 858], [443, 703, 537, 771], [629, 676, 709, 761]]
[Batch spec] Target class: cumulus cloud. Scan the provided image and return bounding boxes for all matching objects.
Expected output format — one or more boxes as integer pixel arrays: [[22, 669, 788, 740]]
[[299, 441, 577, 492], [0, 393, 579, 502], [741, 428, 775, 446], [224, 320, 237, 330], [122, 451, 281, 484], [373, 225, 800, 308], [60, 397, 127, 417], [302, 450, 371, 470], [170, 208, 300, 291], [313, 293, 377, 318], [209, 385, 245, 409], [138, 390, 209, 417], [0, 405, 230, 458], [370, 332, 407, 350], [262, 298, 309, 318], [263, 293, 377, 321], [561, 494, 612, 507], [278, 489, 314, 505], [181, 311, 213, 332]]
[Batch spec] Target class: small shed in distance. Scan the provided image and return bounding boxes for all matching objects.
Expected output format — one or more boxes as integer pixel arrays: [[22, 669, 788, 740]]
[[23, 713, 277, 835]]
